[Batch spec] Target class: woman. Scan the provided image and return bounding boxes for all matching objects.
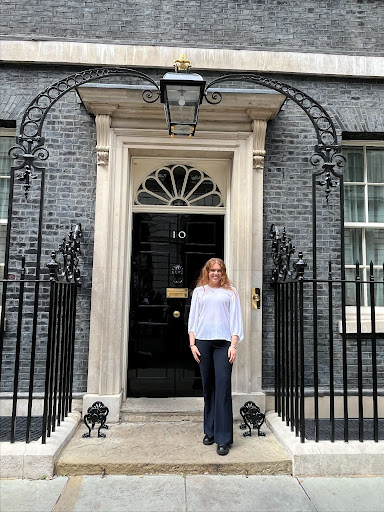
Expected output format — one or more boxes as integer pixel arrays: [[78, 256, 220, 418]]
[[188, 258, 244, 456]]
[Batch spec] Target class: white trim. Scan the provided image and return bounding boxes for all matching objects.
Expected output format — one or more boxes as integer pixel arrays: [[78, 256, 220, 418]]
[[85, 127, 265, 407], [1, 40, 384, 78], [132, 205, 226, 215]]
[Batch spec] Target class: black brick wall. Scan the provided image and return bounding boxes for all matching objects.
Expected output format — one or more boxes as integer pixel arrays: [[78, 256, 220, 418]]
[[1, 0, 384, 56], [0, 64, 97, 393], [0, 63, 383, 395], [262, 74, 384, 390]]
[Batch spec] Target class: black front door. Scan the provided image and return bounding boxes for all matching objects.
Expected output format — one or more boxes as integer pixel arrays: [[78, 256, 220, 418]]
[[127, 213, 224, 397]]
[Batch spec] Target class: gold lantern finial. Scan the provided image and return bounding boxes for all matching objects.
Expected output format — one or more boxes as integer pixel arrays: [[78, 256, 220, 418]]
[[174, 54, 191, 72]]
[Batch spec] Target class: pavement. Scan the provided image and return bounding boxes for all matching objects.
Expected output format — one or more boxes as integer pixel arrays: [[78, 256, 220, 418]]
[[1, 474, 383, 512]]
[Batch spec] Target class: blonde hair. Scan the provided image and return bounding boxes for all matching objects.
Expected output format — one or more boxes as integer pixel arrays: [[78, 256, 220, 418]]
[[196, 258, 232, 289]]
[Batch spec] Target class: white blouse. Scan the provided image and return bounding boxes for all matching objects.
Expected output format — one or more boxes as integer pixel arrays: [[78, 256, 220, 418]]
[[188, 285, 244, 342]]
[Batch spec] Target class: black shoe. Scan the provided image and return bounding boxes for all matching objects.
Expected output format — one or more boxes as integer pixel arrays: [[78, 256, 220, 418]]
[[203, 435, 215, 445], [217, 444, 229, 456]]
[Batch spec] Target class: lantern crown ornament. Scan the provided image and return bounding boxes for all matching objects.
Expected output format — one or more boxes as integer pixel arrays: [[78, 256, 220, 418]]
[[173, 54, 192, 72]]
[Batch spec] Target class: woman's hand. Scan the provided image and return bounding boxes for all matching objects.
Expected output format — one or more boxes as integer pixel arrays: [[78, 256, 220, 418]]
[[190, 345, 201, 363], [228, 345, 237, 364]]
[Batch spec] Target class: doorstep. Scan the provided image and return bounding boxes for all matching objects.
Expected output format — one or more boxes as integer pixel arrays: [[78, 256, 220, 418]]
[[55, 398, 291, 476]]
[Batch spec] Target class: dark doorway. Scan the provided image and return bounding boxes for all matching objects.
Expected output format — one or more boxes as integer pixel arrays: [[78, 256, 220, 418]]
[[127, 213, 224, 397]]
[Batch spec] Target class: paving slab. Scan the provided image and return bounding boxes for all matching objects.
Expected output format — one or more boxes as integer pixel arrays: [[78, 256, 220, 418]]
[[186, 475, 316, 512], [56, 420, 292, 476], [0, 476, 68, 512], [68, 475, 185, 512], [299, 477, 384, 512]]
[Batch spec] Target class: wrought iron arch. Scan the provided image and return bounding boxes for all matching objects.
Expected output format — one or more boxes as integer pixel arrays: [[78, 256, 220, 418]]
[[7, 67, 346, 283], [205, 74, 345, 194], [9, 67, 345, 199], [9, 67, 160, 196]]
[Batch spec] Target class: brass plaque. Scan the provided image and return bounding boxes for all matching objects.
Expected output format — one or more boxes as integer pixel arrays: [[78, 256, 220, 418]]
[[166, 288, 189, 298]]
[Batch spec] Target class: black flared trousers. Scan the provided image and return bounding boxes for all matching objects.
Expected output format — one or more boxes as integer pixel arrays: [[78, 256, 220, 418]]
[[196, 339, 233, 445]]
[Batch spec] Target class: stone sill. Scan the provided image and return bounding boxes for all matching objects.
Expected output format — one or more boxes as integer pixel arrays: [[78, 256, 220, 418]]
[[338, 307, 384, 334]]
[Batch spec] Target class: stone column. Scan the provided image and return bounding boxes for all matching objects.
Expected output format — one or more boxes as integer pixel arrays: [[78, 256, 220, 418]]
[[83, 114, 129, 421], [231, 119, 267, 414], [251, 119, 267, 401]]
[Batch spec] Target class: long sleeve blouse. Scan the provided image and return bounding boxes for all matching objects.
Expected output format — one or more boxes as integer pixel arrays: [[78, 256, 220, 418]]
[[188, 285, 244, 342]]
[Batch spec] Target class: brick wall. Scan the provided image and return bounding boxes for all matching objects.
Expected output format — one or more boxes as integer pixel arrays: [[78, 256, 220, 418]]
[[1, 63, 383, 395], [0, 0, 383, 56], [262, 74, 384, 390], [0, 64, 97, 393]]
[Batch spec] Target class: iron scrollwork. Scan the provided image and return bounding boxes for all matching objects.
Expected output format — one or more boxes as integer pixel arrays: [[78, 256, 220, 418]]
[[47, 224, 82, 285], [239, 401, 266, 437], [204, 74, 345, 200], [10, 68, 344, 202], [82, 401, 109, 439], [9, 67, 160, 199]]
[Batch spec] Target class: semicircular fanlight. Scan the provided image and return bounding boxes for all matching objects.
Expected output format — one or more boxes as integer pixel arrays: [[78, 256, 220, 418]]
[[135, 164, 223, 207]]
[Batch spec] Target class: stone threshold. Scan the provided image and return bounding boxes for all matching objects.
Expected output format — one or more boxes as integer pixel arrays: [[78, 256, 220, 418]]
[[120, 397, 204, 422], [55, 419, 292, 477]]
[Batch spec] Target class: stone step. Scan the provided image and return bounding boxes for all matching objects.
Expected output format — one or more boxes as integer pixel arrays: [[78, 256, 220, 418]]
[[120, 411, 203, 422], [55, 420, 292, 477], [120, 397, 204, 423]]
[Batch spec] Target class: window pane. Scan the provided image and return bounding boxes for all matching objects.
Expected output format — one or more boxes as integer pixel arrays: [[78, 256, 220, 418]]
[[345, 268, 357, 306], [367, 148, 384, 183], [367, 269, 383, 307], [0, 178, 9, 218], [0, 136, 13, 177], [366, 229, 384, 265], [344, 185, 365, 222], [345, 228, 362, 265], [368, 186, 384, 222], [343, 147, 364, 182]]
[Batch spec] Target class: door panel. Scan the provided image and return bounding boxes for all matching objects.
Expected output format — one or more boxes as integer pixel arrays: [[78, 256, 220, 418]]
[[128, 213, 224, 397]]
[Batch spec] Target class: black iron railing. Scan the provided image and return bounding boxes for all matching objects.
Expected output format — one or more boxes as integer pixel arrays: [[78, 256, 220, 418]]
[[0, 226, 82, 444], [274, 261, 384, 443]]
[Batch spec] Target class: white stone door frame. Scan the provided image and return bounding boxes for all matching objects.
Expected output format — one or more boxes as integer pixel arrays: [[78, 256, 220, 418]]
[[83, 123, 268, 421]]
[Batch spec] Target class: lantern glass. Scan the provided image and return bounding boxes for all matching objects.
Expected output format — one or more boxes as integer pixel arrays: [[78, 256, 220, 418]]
[[160, 72, 205, 136]]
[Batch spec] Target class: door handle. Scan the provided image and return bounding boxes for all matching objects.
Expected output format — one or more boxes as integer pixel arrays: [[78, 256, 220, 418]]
[[173, 310, 181, 318]]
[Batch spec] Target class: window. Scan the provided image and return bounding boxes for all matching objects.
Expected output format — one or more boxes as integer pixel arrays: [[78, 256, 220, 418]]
[[134, 164, 224, 207], [343, 142, 384, 307], [0, 128, 14, 280]]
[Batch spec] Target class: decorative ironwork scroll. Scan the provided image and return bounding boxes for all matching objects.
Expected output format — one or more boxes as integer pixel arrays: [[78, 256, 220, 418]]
[[204, 74, 346, 200], [47, 224, 82, 285], [239, 401, 266, 437], [9, 67, 160, 198], [82, 401, 109, 439]]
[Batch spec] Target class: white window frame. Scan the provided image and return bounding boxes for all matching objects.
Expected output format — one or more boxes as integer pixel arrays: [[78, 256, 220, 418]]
[[0, 127, 15, 280], [342, 140, 384, 333]]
